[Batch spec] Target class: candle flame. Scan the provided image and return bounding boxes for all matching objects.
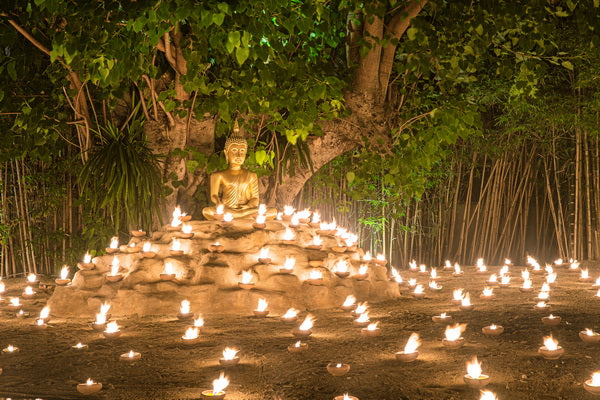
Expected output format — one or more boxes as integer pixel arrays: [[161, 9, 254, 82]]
[[454, 264, 462, 274], [222, 347, 239, 360], [363, 251, 372, 262], [489, 324, 497, 330], [309, 269, 323, 280], [570, 260, 580, 270], [461, 293, 472, 306], [311, 211, 320, 223], [586, 328, 595, 336], [466, 356, 483, 378], [376, 253, 385, 261], [440, 312, 447, 318], [193, 316, 204, 327], [358, 264, 368, 275], [430, 268, 438, 279], [355, 312, 370, 323], [216, 204, 224, 215], [256, 298, 268, 312], [546, 272, 557, 284], [479, 390, 497, 400], [60, 266, 69, 280], [334, 260, 349, 273], [40, 306, 49, 319], [212, 372, 229, 394], [111, 256, 119, 268], [86, 378, 95, 385], [522, 278, 532, 289], [100, 302, 111, 315], [294, 340, 302, 347], [298, 314, 315, 331], [445, 260, 452, 268], [312, 235, 322, 246], [548, 314, 556, 319], [180, 299, 191, 314], [545, 264, 553, 274], [283, 205, 295, 216], [527, 255, 536, 265], [282, 256, 295, 271], [413, 284, 424, 294], [104, 321, 119, 333], [36, 318, 45, 326], [408, 278, 417, 286], [259, 248, 270, 259], [500, 275, 510, 285], [505, 258, 512, 265], [366, 322, 379, 331], [183, 327, 199, 339], [354, 302, 368, 314], [10, 297, 20, 306], [110, 263, 120, 277], [282, 308, 298, 319], [488, 274, 497, 283], [223, 213, 233, 222], [95, 313, 106, 324], [75, 342, 85, 348], [182, 223, 193, 234], [171, 238, 182, 251], [537, 291, 549, 300], [391, 268, 403, 283], [453, 289, 464, 301], [429, 281, 441, 289], [582, 268, 590, 279], [409, 260, 417, 270], [291, 213, 300, 226], [240, 270, 253, 284], [109, 236, 119, 249], [403, 332, 421, 353], [24, 286, 34, 295], [444, 323, 467, 341], [283, 228, 295, 241], [482, 287, 494, 296], [536, 301, 547, 308], [521, 269, 530, 280], [164, 262, 174, 275], [543, 335, 558, 350], [476, 258, 484, 268], [342, 295, 356, 307], [258, 204, 267, 215], [591, 372, 600, 386], [419, 264, 427, 273], [83, 252, 92, 264]]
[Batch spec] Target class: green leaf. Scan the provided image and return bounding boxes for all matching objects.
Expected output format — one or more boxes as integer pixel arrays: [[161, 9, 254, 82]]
[[561, 60, 574, 70], [7, 61, 16, 81], [0, 89, 4, 103], [255, 150, 267, 165], [595, 0, 599, 7], [133, 19, 144, 32], [226, 31, 240, 54], [475, 24, 484, 35], [217, 3, 229, 14], [407, 27, 418, 41], [235, 46, 249, 65], [346, 171, 355, 184], [212, 13, 225, 26]]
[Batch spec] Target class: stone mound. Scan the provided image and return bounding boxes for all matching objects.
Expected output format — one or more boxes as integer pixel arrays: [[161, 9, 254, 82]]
[[48, 219, 400, 317]]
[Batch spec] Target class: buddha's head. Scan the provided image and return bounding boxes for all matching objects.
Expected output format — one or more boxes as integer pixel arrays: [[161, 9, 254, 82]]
[[224, 120, 247, 168]]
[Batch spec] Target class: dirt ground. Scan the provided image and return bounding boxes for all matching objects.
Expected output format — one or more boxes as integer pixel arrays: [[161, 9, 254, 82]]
[[2, 261, 600, 400]]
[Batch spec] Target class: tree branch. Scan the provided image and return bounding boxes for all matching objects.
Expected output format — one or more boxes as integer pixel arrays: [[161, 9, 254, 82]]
[[378, 0, 428, 103], [353, 14, 384, 102]]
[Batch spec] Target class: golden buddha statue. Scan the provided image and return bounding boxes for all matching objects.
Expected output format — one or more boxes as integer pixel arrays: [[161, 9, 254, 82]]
[[202, 122, 277, 220]]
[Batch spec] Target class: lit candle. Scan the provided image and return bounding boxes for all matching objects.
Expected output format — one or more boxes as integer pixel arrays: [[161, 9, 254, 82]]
[[182, 326, 200, 343], [287, 340, 308, 353], [463, 356, 490, 388], [83, 253, 92, 265], [432, 312, 452, 323], [375, 253, 387, 266], [353, 311, 370, 327], [103, 321, 121, 338], [442, 323, 467, 349], [409, 260, 417, 271], [71, 342, 88, 350], [534, 301, 549, 311], [580, 268, 592, 281], [281, 308, 298, 322], [292, 314, 315, 337], [482, 323, 504, 336], [428, 281, 442, 291], [8, 297, 21, 310], [39, 306, 50, 322], [395, 332, 421, 362], [178, 299, 192, 319], [290, 213, 300, 227], [22, 285, 36, 298], [579, 328, 600, 343], [539, 334, 564, 359], [0, 281, 4, 294], [326, 362, 350, 376], [361, 321, 381, 337], [453, 263, 463, 276], [253, 213, 267, 228], [541, 314, 561, 326], [307, 269, 323, 285], [279, 256, 295, 273], [310, 211, 320, 225], [480, 287, 494, 299], [412, 284, 425, 298], [452, 289, 464, 304], [258, 248, 271, 264], [201, 372, 229, 399], [223, 212, 233, 222], [238, 270, 255, 289], [283, 205, 295, 217], [460, 292, 473, 310], [333, 260, 349, 278], [56, 265, 70, 285], [76, 378, 102, 395], [390, 268, 404, 284], [160, 262, 176, 280], [282, 228, 295, 241], [363, 251, 373, 263], [253, 298, 269, 317], [219, 347, 240, 366], [109, 237, 119, 249], [120, 350, 141, 362], [355, 264, 369, 280], [193, 316, 205, 328], [216, 204, 224, 217], [584, 372, 600, 394], [341, 295, 356, 311], [171, 206, 182, 228], [2, 345, 19, 354], [444, 260, 453, 270]]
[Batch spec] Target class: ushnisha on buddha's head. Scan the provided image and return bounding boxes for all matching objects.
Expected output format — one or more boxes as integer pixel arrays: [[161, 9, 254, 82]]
[[224, 121, 248, 168]]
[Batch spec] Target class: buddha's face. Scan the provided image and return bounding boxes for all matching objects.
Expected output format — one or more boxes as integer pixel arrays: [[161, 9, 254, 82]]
[[225, 143, 247, 167]]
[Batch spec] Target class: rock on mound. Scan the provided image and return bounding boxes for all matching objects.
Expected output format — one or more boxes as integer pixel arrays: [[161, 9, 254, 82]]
[[48, 219, 400, 317]]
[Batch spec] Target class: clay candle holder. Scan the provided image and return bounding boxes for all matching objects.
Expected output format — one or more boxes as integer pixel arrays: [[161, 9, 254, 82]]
[[432, 313, 452, 324], [131, 229, 146, 237], [288, 341, 308, 353], [77, 379, 102, 395], [141, 241, 156, 258], [308, 259, 324, 267], [374, 254, 387, 266], [309, 212, 321, 228], [482, 324, 504, 336], [534, 301, 550, 311], [170, 238, 184, 256], [341, 295, 357, 311], [584, 372, 600, 395], [219, 347, 240, 366], [208, 242, 225, 253], [201, 372, 229, 400], [31, 318, 48, 330], [463, 356, 490, 388], [55, 265, 71, 286], [361, 322, 381, 337], [539, 335, 564, 359], [306, 235, 323, 250], [102, 321, 121, 338], [333, 260, 350, 278], [354, 265, 369, 281], [451, 289, 464, 305], [71, 342, 88, 351], [351, 303, 368, 317], [452, 265, 464, 277], [428, 281, 443, 292], [280, 308, 298, 323], [177, 223, 194, 239], [580, 329, 600, 343], [479, 287, 495, 300], [120, 350, 141, 362], [395, 332, 421, 362], [412, 285, 426, 298], [16, 310, 29, 318], [106, 237, 119, 253], [292, 314, 315, 338], [125, 242, 141, 253], [253, 298, 270, 317], [106, 259, 124, 283], [542, 315, 561, 326], [327, 363, 350, 376], [459, 294, 473, 311], [307, 269, 324, 286]]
